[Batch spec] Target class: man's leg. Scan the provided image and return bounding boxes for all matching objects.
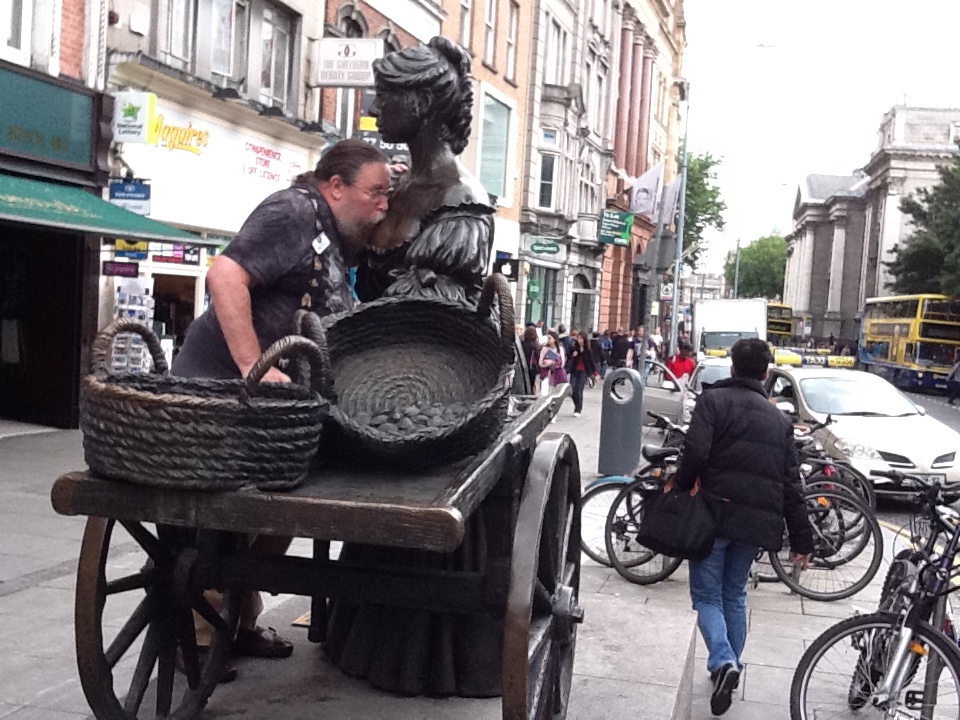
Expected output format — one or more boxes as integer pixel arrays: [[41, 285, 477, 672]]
[[571, 372, 586, 413], [688, 538, 738, 673], [719, 542, 759, 669]]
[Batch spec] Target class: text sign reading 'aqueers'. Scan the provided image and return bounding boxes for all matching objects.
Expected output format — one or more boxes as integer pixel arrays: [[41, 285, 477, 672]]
[[316, 39, 384, 87]]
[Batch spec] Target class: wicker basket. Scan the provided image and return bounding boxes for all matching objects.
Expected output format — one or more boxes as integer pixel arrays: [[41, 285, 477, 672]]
[[307, 274, 516, 469], [80, 319, 330, 491]]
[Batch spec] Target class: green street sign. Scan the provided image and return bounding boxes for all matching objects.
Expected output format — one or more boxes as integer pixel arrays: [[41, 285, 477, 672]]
[[527, 278, 541, 299], [597, 210, 634, 247], [530, 240, 560, 255]]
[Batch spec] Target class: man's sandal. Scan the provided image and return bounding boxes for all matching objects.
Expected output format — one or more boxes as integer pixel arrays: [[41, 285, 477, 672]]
[[233, 626, 294, 659]]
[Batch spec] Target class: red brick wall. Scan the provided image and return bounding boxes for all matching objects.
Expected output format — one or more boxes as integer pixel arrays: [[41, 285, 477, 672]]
[[60, 0, 85, 79], [320, 2, 421, 129], [598, 216, 654, 332]]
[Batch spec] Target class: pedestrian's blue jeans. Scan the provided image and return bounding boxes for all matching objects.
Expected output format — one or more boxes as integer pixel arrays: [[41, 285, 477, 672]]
[[688, 537, 758, 673]]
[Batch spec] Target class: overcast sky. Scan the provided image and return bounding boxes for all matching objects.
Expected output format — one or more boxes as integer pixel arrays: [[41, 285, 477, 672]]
[[682, 0, 960, 273]]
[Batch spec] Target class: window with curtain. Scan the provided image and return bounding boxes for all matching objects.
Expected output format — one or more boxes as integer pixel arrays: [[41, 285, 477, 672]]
[[505, 2, 518, 81], [1, 0, 31, 64], [544, 20, 566, 85], [459, 0, 472, 50], [538, 154, 556, 209], [479, 94, 510, 199], [260, 4, 293, 109], [483, 0, 497, 66], [161, 0, 197, 71], [211, 0, 248, 85]]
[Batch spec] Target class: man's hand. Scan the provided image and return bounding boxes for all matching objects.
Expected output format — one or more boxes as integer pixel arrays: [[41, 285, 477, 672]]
[[240, 364, 291, 384], [791, 552, 810, 570]]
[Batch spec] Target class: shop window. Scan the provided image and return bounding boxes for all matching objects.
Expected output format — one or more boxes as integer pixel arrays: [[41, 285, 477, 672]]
[[525, 265, 558, 328], [478, 93, 511, 199], [1, 0, 31, 65], [538, 154, 556, 209], [260, 4, 294, 109]]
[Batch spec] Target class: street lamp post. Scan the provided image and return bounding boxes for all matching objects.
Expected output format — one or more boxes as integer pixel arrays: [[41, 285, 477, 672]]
[[669, 81, 690, 357]]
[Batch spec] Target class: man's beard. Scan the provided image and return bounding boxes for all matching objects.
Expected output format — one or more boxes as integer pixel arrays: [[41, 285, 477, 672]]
[[337, 211, 386, 243]]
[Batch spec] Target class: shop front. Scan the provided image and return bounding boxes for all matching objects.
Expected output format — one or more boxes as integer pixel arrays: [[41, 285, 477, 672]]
[[0, 62, 207, 427], [520, 235, 566, 329], [108, 93, 321, 350]]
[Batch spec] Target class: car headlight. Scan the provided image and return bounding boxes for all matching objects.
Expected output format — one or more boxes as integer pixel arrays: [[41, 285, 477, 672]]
[[834, 440, 882, 461]]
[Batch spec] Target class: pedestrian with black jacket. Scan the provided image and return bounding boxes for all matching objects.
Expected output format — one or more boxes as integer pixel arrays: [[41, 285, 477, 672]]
[[676, 338, 813, 716], [566, 331, 598, 416]]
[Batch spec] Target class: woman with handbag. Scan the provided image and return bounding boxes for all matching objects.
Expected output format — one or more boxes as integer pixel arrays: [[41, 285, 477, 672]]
[[538, 332, 562, 397], [566, 331, 598, 416]]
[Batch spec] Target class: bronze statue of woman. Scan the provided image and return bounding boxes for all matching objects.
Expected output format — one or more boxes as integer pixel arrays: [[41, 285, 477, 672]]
[[322, 38, 506, 698], [355, 36, 494, 307]]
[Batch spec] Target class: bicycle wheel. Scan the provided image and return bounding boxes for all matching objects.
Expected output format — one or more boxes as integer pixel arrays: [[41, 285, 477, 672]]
[[790, 612, 960, 720], [833, 462, 877, 511], [803, 479, 870, 552], [771, 489, 883, 601], [580, 482, 627, 566], [604, 479, 683, 585]]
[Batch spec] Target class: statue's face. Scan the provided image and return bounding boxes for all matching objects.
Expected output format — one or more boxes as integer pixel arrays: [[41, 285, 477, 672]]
[[369, 88, 422, 142]]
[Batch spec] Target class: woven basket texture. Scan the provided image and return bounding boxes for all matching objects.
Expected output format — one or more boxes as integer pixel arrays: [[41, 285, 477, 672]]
[[81, 319, 329, 491], [311, 274, 516, 469]]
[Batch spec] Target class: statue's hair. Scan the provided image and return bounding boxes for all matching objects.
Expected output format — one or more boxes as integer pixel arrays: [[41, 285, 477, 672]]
[[372, 36, 473, 155]]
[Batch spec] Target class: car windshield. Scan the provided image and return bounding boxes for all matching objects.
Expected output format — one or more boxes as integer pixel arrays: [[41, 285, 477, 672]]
[[694, 364, 731, 392], [701, 331, 758, 350], [798, 375, 919, 417]]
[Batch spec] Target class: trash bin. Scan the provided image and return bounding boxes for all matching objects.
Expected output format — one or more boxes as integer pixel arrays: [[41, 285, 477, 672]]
[[598, 367, 645, 477]]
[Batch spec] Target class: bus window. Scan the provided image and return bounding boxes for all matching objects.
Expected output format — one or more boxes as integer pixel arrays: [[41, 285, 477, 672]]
[[923, 299, 960, 322], [915, 342, 958, 368], [904, 343, 914, 363]]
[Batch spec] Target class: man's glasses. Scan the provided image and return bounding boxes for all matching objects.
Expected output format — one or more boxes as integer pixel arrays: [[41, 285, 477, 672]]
[[358, 185, 391, 200]]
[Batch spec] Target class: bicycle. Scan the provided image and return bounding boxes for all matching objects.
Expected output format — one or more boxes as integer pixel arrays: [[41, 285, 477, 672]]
[[790, 469, 960, 719], [580, 411, 686, 567]]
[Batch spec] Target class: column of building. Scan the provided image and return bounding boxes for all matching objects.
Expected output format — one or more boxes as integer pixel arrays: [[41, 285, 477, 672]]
[[636, 39, 656, 176], [612, 12, 635, 174], [624, 28, 645, 177], [827, 209, 847, 318]]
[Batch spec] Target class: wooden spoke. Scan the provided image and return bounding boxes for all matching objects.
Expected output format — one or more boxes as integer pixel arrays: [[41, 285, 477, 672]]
[[104, 594, 155, 668], [106, 566, 158, 595], [155, 609, 176, 718], [192, 595, 232, 635], [122, 616, 163, 715], [119, 521, 170, 564], [177, 608, 202, 690]]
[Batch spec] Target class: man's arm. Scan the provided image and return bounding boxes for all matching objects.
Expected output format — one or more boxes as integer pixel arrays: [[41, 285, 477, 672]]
[[206, 256, 289, 382], [677, 395, 714, 490]]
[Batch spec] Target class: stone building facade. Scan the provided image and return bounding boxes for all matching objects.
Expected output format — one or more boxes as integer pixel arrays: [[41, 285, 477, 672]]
[[598, 0, 685, 334]]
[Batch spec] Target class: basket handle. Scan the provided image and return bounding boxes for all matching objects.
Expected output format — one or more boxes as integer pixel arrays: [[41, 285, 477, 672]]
[[477, 273, 515, 359], [240, 335, 329, 403], [292, 310, 336, 400], [90, 319, 169, 376]]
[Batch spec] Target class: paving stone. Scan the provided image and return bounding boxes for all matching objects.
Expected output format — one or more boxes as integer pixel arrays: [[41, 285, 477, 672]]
[[749, 608, 838, 641], [741, 664, 795, 706], [740, 636, 805, 669], [569, 675, 680, 719], [0, 557, 51, 584], [0, 587, 75, 621], [690, 698, 789, 720], [4, 707, 88, 719]]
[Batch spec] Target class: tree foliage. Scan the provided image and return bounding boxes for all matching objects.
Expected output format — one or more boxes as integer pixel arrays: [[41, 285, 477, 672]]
[[885, 154, 960, 294], [681, 152, 727, 268], [723, 234, 787, 299]]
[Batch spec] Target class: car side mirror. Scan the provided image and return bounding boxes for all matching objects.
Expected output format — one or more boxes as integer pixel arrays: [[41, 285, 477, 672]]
[[915, 404, 926, 416], [776, 401, 796, 415], [661, 380, 678, 391]]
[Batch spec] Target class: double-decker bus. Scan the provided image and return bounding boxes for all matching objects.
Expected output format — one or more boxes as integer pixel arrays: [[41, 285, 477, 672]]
[[858, 293, 960, 390], [767, 302, 792, 346]]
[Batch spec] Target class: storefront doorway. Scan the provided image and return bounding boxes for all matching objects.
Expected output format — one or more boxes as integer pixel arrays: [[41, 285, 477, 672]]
[[570, 274, 596, 334]]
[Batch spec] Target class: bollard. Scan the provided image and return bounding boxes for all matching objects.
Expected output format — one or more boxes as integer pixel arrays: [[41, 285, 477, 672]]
[[598, 367, 645, 476]]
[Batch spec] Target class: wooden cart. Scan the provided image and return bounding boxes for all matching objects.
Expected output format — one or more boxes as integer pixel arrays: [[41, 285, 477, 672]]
[[51, 389, 582, 720]]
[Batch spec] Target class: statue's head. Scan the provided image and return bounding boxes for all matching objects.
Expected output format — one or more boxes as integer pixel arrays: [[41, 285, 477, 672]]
[[370, 37, 473, 155]]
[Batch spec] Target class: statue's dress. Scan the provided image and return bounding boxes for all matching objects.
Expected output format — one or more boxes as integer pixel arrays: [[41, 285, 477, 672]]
[[323, 174, 505, 697]]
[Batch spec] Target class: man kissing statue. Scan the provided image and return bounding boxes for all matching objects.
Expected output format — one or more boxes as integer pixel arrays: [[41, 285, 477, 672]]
[[323, 37, 504, 697]]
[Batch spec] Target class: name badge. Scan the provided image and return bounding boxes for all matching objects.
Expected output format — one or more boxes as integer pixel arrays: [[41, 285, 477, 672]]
[[312, 232, 331, 256]]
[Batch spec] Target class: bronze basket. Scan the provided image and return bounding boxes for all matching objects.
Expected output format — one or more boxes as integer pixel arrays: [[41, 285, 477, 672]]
[[308, 274, 516, 469], [80, 319, 330, 491]]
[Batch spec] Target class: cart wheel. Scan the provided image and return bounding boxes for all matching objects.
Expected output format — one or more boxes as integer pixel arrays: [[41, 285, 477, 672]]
[[75, 517, 241, 719], [503, 433, 583, 720]]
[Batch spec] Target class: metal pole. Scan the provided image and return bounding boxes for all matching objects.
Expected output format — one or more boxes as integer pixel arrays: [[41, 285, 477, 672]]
[[921, 593, 947, 719], [733, 238, 741, 299], [670, 83, 690, 357]]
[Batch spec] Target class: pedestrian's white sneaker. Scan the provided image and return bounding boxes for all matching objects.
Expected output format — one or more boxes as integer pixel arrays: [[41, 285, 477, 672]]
[[573, 412, 581, 417]]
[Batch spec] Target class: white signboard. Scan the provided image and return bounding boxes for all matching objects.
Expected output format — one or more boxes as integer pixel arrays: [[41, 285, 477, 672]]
[[119, 101, 313, 233], [315, 38, 383, 87], [112, 91, 155, 143]]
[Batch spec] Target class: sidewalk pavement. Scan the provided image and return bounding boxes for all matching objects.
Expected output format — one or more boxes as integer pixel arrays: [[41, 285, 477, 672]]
[[0, 383, 900, 719]]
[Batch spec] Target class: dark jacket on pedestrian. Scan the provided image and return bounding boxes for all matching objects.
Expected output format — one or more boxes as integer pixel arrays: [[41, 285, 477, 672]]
[[566, 341, 597, 376], [676, 376, 813, 554]]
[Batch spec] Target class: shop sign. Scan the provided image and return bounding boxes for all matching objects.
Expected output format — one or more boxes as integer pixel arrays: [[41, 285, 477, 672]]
[[316, 38, 384, 87], [660, 283, 674, 300], [108, 180, 151, 216], [527, 278, 541, 300], [112, 91, 157, 143], [0, 65, 92, 168], [598, 210, 633, 246], [152, 244, 201, 266], [151, 116, 209, 154], [114, 238, 148, 260], [103, 261, 140, 277], [495, 258, 519, 281], [522, 235, 567, 263]]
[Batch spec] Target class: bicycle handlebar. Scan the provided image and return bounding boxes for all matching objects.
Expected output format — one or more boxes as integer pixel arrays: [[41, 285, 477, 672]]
[[870, 468, 960, 493], [646, 410, 686, 433]]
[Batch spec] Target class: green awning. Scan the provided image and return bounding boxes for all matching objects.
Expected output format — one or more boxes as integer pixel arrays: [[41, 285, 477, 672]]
[[0, 173, 218, 246]]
